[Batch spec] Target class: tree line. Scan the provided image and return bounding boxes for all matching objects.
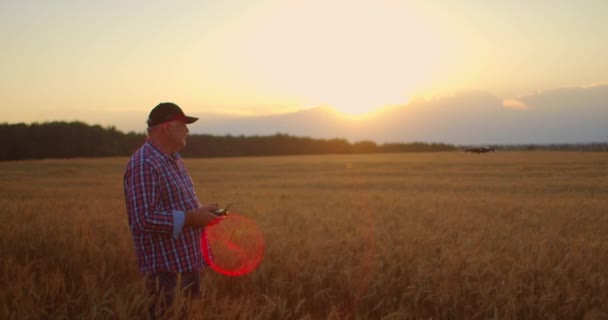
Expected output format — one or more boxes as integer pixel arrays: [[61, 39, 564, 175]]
[[0, 121, 457, 161]]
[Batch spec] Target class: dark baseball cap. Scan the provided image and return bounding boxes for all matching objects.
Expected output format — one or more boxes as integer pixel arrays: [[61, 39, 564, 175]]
[[147, 102, 198, 127]]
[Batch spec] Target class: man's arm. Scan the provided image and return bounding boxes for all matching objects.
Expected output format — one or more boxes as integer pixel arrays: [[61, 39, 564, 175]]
[[185, 206, 224, 227], [124, 159, 175, 235]]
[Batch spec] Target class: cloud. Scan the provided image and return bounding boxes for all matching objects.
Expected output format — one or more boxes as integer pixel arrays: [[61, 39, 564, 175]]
[[189, 84, 607, 144], [516, 81, 608, 101], [581, 81, 608, 89], [502, 81, 608, 111], [502, 99, 529, 110]]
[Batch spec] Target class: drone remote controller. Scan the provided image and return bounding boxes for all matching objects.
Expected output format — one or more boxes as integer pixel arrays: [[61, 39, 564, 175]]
[[212, 203, 232, 216]]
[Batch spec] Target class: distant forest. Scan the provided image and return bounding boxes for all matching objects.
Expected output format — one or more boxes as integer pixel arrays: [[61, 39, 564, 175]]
[[1, 122, 606, 161], [0, 121, 456, 161]]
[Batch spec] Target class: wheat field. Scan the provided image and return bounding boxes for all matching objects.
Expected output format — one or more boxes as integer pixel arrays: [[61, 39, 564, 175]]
[[1, 152, 607, 319]]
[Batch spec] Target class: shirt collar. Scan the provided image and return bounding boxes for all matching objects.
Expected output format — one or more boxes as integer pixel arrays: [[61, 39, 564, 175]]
[[145, 139, 181, 163]]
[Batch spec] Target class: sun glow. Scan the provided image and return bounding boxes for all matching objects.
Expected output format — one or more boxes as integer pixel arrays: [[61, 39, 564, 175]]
[[323, 94, 410, 117], [215, 0, 457, 116]]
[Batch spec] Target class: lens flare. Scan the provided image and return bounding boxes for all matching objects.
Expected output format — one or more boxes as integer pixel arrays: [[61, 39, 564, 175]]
[[202, 212, 265, 277]]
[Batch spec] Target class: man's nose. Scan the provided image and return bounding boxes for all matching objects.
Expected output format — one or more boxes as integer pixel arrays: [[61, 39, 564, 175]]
[[185, 126, 189, 134]]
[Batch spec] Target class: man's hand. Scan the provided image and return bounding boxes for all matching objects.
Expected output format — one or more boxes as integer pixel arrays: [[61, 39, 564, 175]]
[[185, 206, 225, 227], [202, 203, 220, 212]]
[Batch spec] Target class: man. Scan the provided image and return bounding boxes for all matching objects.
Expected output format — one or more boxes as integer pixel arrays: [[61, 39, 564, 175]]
[[123, 102, 223, 316]]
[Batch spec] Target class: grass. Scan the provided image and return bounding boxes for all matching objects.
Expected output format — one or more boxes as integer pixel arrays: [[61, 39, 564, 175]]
[[1, 152, 607, 319]]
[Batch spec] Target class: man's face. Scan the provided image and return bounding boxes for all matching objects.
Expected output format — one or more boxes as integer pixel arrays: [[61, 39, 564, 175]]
[[165, 120, 189, 151]]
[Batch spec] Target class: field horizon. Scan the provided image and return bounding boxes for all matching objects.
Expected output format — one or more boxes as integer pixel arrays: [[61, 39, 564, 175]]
[[1, 152, 607, 319]]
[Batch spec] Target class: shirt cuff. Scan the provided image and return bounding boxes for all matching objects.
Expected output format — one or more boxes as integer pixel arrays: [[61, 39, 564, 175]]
[[172, 210, 186, 239]]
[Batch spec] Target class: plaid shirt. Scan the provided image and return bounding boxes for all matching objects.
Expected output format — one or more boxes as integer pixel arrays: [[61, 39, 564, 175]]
[[124, 140, 209, 274]]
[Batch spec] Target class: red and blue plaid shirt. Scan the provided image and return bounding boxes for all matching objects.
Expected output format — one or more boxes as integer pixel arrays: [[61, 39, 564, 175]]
[[124, 140, 210, 274]]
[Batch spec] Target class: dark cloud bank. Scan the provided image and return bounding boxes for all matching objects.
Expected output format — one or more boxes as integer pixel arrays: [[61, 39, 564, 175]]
[[190, 84, 607, 145]]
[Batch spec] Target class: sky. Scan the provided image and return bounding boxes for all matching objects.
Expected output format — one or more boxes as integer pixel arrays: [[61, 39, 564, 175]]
[[1, 0, 607, 140]]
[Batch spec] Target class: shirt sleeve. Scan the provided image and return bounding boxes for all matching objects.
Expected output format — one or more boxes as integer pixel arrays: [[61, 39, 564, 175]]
[[124, 159, 174, 234], [172, 210, 186, 239]]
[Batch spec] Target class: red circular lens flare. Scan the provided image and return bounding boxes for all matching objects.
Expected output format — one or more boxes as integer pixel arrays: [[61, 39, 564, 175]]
[[202, 212, 265, 277]]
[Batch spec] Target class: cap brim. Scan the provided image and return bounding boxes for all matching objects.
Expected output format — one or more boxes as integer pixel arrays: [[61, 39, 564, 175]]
[[184, 116, 198, 124]]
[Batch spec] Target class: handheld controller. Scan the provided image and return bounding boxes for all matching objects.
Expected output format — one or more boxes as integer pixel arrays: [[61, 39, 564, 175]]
[[212, 203, 232, 216]]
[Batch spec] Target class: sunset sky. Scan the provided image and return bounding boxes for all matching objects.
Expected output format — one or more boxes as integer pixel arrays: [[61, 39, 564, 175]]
[[1, 0, 607, 134]]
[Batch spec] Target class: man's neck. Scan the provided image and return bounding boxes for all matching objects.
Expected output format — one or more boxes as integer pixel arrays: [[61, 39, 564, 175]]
[[148, 136, 177, 155]]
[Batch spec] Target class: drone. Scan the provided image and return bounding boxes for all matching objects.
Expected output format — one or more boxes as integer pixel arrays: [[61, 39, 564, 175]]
[[464, 146, 496, 154]]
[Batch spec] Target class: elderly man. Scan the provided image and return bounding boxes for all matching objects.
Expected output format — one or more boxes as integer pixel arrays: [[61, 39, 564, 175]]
[[123, 102, 223, 316]]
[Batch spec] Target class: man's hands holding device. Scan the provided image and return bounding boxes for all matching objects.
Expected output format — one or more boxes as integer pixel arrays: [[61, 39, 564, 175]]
[[185, 203, 230, 227]]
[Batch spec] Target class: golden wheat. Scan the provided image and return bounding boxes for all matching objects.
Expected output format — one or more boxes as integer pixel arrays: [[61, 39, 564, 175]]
[[1, 152, 607, 319]]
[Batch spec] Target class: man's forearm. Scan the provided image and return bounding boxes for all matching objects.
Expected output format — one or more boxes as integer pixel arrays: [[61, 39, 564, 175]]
[[185, 209, 221, 227], [185, 210, 205, 226]]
